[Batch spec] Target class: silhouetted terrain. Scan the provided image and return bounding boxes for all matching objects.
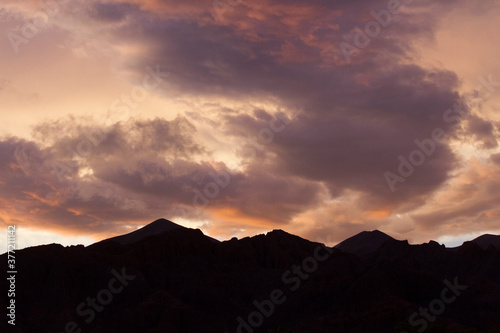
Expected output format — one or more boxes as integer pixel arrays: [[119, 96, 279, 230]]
[[2, 219, 500, 332], [334, 230, 394, 255]]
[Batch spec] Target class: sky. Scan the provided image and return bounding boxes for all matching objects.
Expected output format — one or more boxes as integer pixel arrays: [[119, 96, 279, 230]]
[[0, 0, 499, 250]]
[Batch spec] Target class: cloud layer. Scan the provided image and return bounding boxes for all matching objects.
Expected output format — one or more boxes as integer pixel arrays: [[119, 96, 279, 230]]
[[0, 0, 499, 246]]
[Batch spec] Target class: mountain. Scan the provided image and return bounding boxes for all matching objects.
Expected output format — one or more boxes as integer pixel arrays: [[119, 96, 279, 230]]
[[334, 229, 394, 255], [471, 234, 500, 250], [1, 223, 500, 333], [94, 218, 185, 245], [92, 218, 219, 246]]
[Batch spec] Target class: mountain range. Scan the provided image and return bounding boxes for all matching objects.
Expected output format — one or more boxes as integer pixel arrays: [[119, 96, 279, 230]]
[[2, 219, 500, 332]]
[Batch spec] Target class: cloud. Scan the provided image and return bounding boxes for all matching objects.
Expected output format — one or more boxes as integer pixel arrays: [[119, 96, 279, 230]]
[[491, 153, 500, 165], [412, 157, 500, 236], [0, 115, 324, 237], [1, 0, 500, 246], [0, 117, 210, 233], [465, 115, 498, 149], [91, 0, 468, 218]]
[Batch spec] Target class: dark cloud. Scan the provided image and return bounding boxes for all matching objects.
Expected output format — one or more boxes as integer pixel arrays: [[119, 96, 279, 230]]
[[0, 117, 215, 232], [491, 153, 500, 165], [466, 115, 498, 149], [89, 2, 137, 22], [61, 0, 480, 218], [225, 164, 322, 223], [0, 116, 322, 234]]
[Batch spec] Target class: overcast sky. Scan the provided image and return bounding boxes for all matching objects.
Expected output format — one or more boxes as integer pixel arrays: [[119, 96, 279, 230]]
[[1, 0, 499, 250]]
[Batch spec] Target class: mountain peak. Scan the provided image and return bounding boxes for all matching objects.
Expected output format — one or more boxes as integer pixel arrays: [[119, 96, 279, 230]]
[[334, 230, 394, 255], [94, 218, 184, 246], [471, 234, 500, 250]]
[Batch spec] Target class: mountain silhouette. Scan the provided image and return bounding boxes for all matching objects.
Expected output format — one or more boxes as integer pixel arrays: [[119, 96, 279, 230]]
[[471, 233, 500, 250], [1, 220, 499, 333], [93, 218, 185, 245], [334, 230, 394, 255]]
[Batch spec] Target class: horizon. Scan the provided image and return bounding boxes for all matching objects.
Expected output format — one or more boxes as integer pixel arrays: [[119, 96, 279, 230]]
[[4, 217, 497, 252], [1, 1, 500, 254]]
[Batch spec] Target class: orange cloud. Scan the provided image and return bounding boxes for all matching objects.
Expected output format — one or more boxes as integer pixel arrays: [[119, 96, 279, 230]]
[[208, 206, 277, 229], [364, 208, 392, 220]]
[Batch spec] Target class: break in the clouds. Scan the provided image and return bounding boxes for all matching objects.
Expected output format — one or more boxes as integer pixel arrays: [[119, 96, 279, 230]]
[[0, 0, 499, 247]]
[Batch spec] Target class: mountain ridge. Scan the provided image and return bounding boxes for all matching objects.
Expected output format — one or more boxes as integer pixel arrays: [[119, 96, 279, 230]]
[[2, 219, 500, 332], [89, 219, 500, 255]]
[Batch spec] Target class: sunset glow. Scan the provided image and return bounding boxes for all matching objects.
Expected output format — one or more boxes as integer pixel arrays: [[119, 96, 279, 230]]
[[1, 0, 499, 250]]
